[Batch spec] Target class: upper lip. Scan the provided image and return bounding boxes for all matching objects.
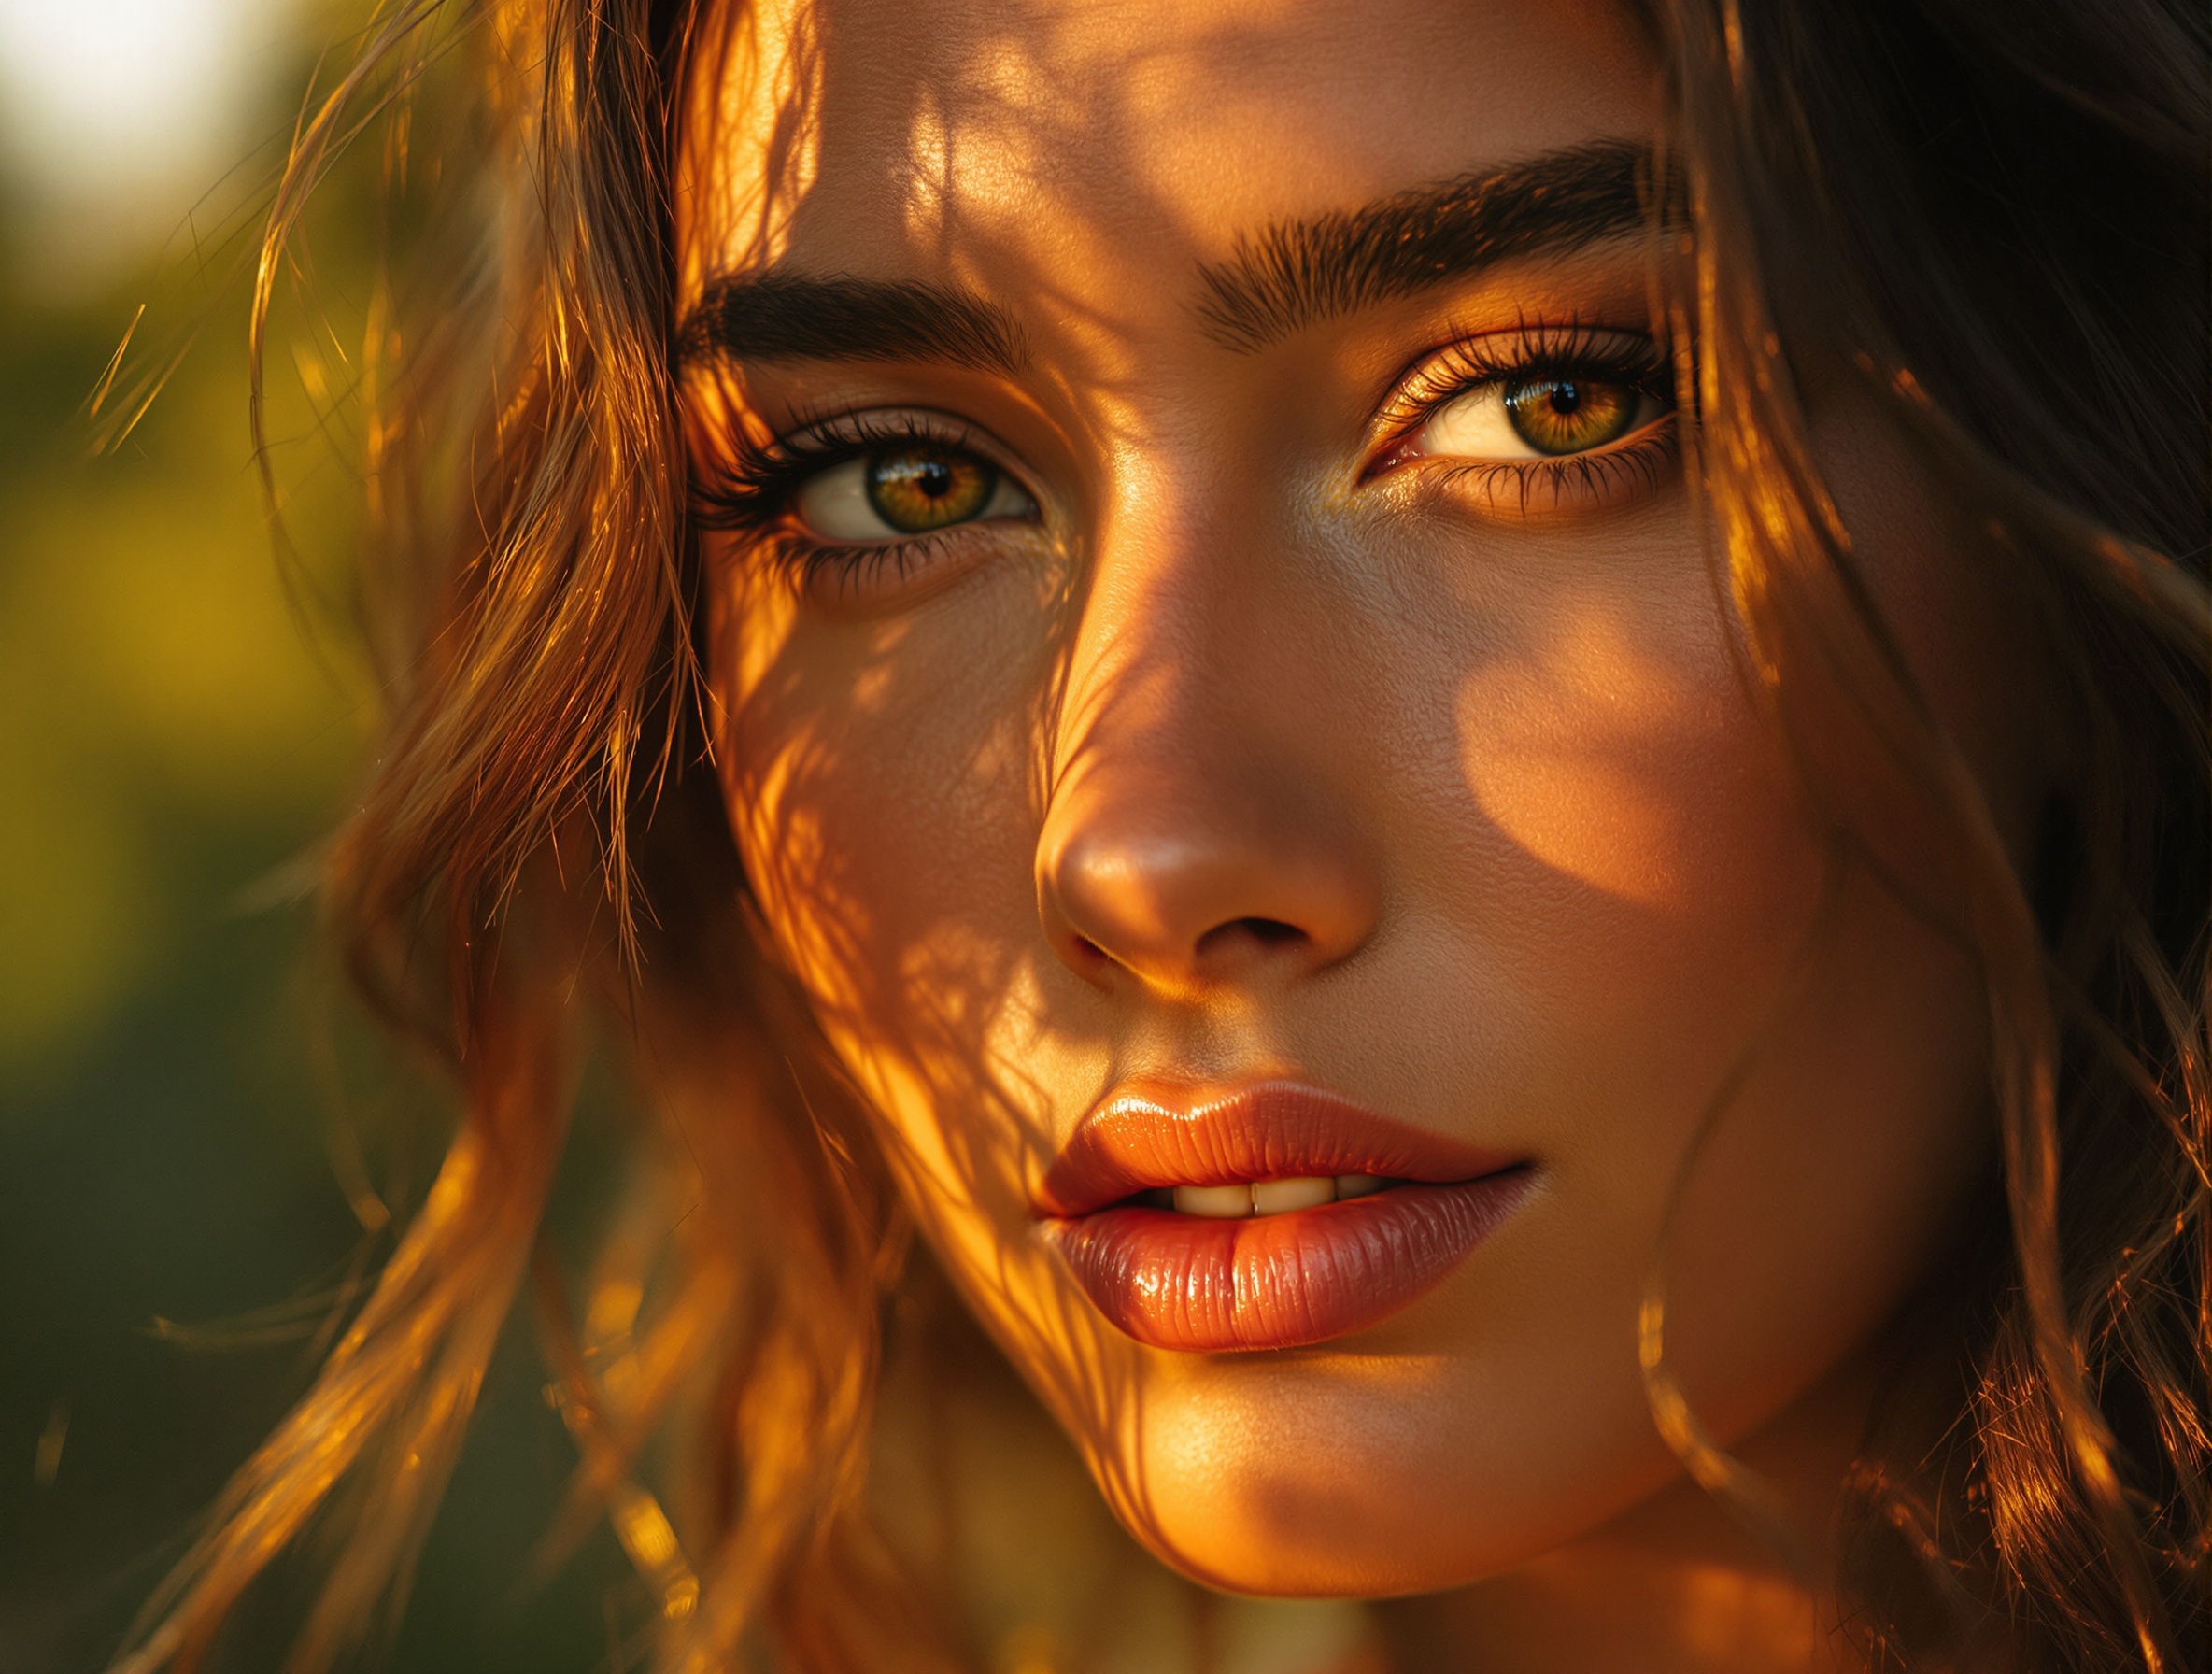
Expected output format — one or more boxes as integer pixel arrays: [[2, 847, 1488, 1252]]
[[1038, 1078, 1520, 1218]]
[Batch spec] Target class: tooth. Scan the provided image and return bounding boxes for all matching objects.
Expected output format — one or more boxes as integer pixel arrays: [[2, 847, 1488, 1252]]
[[1252, 1177, 1335, 1215], [1173, 1183, 1255, 1218], [1333, 1174, 1382, 1199]]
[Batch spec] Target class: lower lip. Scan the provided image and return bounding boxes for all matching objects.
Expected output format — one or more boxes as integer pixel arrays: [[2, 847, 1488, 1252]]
[[1042, 1171, 1531, 1353]]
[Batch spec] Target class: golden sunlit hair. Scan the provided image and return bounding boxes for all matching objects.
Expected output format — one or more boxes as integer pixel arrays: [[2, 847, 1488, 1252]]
[[116, 2, 2207, 1670]]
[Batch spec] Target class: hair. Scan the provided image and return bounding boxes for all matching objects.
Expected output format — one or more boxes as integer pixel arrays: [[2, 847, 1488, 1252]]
[[111, 1, 2208, 1670]]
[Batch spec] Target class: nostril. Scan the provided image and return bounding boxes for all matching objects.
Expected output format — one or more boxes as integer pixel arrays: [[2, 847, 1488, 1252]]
[[1036, 781, 1378, 987], [1194, 915, 1310, 961], [1066, 931, 1114, 974]]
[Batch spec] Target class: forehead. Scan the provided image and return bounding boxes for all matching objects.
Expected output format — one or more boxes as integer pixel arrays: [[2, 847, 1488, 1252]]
[[680, 0, 1658, 313]]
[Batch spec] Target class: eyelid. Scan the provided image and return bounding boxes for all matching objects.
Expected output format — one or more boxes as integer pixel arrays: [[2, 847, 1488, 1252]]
[[1354, 322, 1681, 518], [691, 405, 1053, 608], [774, 406, 1029, 490], [693, 404, 1042, 535], [1365, 322, 1672, 468]]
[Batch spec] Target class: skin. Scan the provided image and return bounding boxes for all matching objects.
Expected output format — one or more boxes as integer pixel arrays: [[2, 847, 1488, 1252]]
[[675, 2, 2055, 1667]]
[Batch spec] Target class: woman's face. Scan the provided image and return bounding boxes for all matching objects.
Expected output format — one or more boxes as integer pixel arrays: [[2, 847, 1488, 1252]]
[[679, 0, 2032, 1596]]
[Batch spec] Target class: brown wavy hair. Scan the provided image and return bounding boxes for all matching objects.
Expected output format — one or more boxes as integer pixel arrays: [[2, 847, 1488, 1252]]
[[113, 1, 2208, 1670]]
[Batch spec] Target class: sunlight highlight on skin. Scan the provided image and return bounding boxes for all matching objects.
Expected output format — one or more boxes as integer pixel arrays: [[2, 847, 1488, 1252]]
[[1455, 600, 1712, 907]]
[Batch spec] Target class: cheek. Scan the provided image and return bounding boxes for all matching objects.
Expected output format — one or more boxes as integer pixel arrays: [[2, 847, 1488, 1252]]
[[717, 568, 1015, 987], [1404, 517, 1831, 1099], [1620, 405, 2023, 1423], [710, 560, 1071, 1232], [1659, 877, 1990, 1429], [1453, 590, 1778, 911], [1416, 517, 1995, 1525]]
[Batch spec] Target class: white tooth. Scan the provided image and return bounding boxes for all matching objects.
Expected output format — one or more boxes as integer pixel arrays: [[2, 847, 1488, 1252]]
[[1252, 1176, 1335, 1215], [1333, 1174, 1382, 1199], [1173, 1183, 1255, 1218]]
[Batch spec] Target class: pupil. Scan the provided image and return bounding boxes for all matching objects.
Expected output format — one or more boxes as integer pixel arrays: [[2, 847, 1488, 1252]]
[[1547, 381, 1582, 416], [865, 447, 994, 533]]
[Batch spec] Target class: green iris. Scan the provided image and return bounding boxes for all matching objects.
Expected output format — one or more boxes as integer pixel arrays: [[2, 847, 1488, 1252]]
[[865, 447, 995, 533], [1502, 376, 1640, 456]]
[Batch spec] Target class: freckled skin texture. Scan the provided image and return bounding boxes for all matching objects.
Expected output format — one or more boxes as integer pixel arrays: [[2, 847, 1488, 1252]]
[[677, 3, 2050, 1667]]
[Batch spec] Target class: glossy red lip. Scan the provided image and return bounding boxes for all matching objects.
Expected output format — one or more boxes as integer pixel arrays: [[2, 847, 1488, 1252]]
[[1039, 1080, 1529, 1353]]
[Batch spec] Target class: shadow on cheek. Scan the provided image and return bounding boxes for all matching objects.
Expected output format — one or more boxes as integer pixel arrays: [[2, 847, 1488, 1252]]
[[719, 687, 1192, 1557]]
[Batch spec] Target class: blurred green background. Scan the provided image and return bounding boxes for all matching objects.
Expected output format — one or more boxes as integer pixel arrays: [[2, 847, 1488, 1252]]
[[0, 4, 630, 1667]]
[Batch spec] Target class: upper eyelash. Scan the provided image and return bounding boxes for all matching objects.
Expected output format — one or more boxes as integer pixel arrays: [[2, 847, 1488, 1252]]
[[690, 408, 994, 534], [1372, 319, 1673, 444]]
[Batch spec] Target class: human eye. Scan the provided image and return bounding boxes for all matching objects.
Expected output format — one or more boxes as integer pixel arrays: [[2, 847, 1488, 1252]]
[[1368, 325, 1678, 514], [694, 411, 1039, 603], [791, 444, 1035, 542]]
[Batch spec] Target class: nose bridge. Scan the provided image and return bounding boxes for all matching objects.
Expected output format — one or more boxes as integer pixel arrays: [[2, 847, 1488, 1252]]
[[1051, 483, 1228, 793], [1036, 472, 1380, 993]]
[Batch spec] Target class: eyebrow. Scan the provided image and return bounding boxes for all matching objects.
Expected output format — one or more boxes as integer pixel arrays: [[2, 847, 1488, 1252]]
[[676, 271, 1028, 376], [1193, 141, 1652, 352], [674, 143, 1649, 375]]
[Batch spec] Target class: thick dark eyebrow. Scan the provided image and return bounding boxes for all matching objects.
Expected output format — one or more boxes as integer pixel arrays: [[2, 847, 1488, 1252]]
[[675, 272, 1027, 376], [1194, 141, 1652, 352]]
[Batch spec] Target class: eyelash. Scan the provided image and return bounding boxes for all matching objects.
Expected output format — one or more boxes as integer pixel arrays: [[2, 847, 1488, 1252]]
[[690, 321, 1680, 590], [1367, 320, 1679, 509], [690, 409, 1000, 594]]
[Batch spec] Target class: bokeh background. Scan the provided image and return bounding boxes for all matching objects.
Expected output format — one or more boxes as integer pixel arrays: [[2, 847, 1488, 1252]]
[[0, 4, 636, 1667]]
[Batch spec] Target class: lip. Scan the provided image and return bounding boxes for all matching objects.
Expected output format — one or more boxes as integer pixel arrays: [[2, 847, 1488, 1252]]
[[1039, 1080, 1530, 1353]]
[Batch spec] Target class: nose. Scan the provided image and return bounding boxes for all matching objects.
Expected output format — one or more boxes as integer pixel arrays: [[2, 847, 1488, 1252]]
[[1035, 561, 1380, 998], [1038, 773, 1380, 991]]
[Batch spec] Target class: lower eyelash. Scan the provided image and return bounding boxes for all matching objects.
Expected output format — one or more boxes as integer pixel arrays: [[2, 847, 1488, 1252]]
[[755, 527, 960, 600], [1429, 419, 1679, 514]]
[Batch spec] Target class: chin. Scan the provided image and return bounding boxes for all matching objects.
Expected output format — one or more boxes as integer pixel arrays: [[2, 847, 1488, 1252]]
[[1104, 1454, 1503, 1599], [1079, 1367, 1645, 1601]]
